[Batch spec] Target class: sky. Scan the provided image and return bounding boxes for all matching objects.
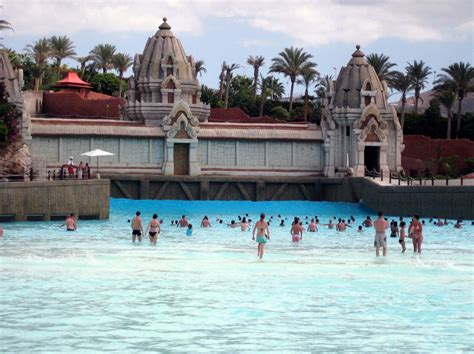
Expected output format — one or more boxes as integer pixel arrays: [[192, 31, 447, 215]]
[[2, 0, 473, 98]]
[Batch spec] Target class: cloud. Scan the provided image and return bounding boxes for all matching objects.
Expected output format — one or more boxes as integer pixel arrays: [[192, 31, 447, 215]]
[[3, 0, 472, 47], [239, 39, 274, 48]]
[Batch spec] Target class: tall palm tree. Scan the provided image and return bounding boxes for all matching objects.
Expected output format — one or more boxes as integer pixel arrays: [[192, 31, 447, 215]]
[[247, 55, 265, 99], [366, 53, 396, 82], [435, 90, 456, 139], [315, 75, 332, 107], [406, 60, 432, 114], [90, 43, 116, 73], [112, 53, 132, 97], [258, 74, 271, 117], [218, 61, 226, 101], [75, 55, 92, 78], [194, 59, 206, 78], [224, 63, 239, 108], [0, 19, 12, 32], [387, 71, 414, 130], [268, 77, 285, 101], [25, 37, 51, 91], [435, 62, 474, 138], [49, 35, 76, 71], [269, 47, 315, 114], [297, 66, 319, 121]]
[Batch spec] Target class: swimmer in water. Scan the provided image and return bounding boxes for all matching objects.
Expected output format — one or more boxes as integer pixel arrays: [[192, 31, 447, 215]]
[[357, 225, 363, 233], [307, 218, 318, 232], [363, 216, 372, 228], [252, 213, 270, 259], [374, 211, 388, 257], [336, 218, 346, 232], [201, 216, 211, 228], [240, 217, 250, 231], [409, 215, 423, 254], [280, 220, 285, 227], [228, 220, 240, 228], [60, 213, 77, 231], [291, 217, 303, 242], [131, 211, 143, 242], [454, 220, 462, 229], [399, 221, 407, 252], [145, 213, 160, 246], [186, 224, 193, 236], [178, 215, 189, 228]]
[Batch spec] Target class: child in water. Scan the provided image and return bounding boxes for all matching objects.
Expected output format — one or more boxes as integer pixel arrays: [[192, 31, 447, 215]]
[[399, 221, 407, 252], [186, 224, 193, 236]]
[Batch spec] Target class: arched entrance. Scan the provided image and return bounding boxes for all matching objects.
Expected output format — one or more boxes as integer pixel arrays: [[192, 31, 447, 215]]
[[364, 146, 380, 172]]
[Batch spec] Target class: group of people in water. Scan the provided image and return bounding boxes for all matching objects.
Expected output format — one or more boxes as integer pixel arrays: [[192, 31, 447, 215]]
[[120, 210, 470, 259]]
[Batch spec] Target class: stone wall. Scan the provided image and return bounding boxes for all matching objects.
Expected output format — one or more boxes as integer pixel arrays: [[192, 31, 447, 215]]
[[198, 139, 323, 172], [0, 179, 110, 221], [31, 136, 164, 169]]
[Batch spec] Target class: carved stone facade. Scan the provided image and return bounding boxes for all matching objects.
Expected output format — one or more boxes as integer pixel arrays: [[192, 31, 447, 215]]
[[321, 45, 404, 177], [125, 18, 210, 126]]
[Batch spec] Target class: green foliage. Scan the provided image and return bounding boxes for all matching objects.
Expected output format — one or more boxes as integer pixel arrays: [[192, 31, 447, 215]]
[[201, 85, 222, 107], [228, 75, 258, 115], [270, 106, 289, 120], [464, 157, 474, 174], [438, 156, 459, 177], [0, 83, 21, 142], [90, 73, 120, 95]]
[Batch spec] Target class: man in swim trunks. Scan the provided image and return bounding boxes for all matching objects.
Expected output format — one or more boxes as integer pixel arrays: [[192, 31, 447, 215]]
[[178, 215, 189, 228], [252, 213, 270, 259], [201, 216, 211, 228], [374, 211, 388, 256], [145, 213, 160, 246], [131, 211, 144, 242], [291, 218, 303, 242], [61, 213, 77, 231]]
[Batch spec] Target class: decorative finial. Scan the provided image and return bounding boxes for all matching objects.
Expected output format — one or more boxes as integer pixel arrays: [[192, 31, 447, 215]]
[[352, 44, 364, 58], [163, 17, 167, 22], [356, 44, 361, 50], [158, 17, 171, 31]]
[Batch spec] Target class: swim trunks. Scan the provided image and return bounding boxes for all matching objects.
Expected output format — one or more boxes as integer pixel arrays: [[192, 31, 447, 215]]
[[374, 232, 386, 248], [149, 232, 157, 237], [256, 236, 267, 244], [292, 235, 301, 242], [132, 229, 141, 236], [67, 229, 75, 231]]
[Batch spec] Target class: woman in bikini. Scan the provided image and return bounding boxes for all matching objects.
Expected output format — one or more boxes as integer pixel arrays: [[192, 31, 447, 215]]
[[291, 217, 303, 242], [145, 213, 160, 246], [252, 213, 270, 259]]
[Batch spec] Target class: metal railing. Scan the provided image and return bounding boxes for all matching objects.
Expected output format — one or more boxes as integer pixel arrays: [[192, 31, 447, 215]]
[[0, 167, 95, 182], [365, 167, 467, 186]]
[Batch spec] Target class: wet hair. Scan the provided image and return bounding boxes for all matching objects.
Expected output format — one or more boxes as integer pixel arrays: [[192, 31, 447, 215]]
[[422, 220, 426, 224], [316, 219, 319, 223], [260, 213, 265, 219], [171, 220, 174, 225], [188, 224, 192, 229], [377, 211, 383, 217], [69, 213, 74, 217], [392, 221, 398, 227], [219, 220, 223, 224], [248, 219, 252, 223], [367, 216, 371, 219], [242, 217, 247, 223], [182, 215, 186, 219], [136, 211, 141, 216], [238, 216, 242, 221], [351, 216, 355, 221], [414, 215, 420, 220], [204, 216, 208, 220], [231, 220, 235, 224], [400, 221, 406, 227], [311, 218, 315, 222], [338, 218, 342, 222], [152, 214, 158, 219], [246, 213, 249, 217], [358, 226, 362, 230]]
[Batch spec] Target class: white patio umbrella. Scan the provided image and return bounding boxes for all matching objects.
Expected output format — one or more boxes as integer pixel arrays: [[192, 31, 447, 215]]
[[80, 149, 115, 176]]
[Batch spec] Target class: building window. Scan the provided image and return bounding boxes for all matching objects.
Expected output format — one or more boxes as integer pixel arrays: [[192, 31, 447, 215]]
[[167, 67, 173, 77], [346, 126, 351, 137], [365, 95, 371, 106], [168, 92, 174, 103], [192, 94, 197, 104]]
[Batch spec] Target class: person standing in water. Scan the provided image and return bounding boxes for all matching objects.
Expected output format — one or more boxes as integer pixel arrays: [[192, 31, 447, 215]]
[[410, 215, 423, 253], [200, 216, 211, 228], [252, 213, 270, 259], [240, 217, 250, 231], [145, 213, 160, 246], [61, 213, 77, 231], [186, 224, 193, 236], [374, 211, 388, 257], [399, 221, 407, 253], [131, 211, 144, 242], [307, 218, 318, 232], [291, 217, 303, 242], [178, 215, 189, 228]]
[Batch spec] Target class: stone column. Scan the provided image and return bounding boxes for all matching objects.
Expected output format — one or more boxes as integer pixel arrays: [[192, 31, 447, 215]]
[[354, 143, 366, 177], [380, 144, 390, 176], [189, 141, 201, 176], [162, 141, 174, 175]]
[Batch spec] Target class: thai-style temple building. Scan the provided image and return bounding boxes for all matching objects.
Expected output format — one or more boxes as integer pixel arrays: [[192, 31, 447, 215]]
[[20, 18, 403, 179]]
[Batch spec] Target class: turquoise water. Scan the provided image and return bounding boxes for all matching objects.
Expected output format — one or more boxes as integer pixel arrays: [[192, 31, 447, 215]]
[[1, 199, 473, 352]]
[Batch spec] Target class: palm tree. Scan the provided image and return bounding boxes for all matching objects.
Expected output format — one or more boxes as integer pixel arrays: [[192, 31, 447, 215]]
[[49, 35, 76, 71], [268, 77, 285, 101], [366, 53, 396, 82], [315, 75, 332, 107], [406, 60, 432, 114], [218, 61, 226, 101], [258, 74, 271, 117], [247, 55, 265, 99], [90, 43, 116, 73], [269, 47, 315, 114], [194, 60, 206, 78], [75, 55, 92, 78], [387, 71, 414, 130], [297, 66, 319, 121], [112, 53, 132, 97], [435, 62, 474, 138], [435, 90, 456, 139], [0, 19, 12, 32], [224, 63, 240, 108], [25, 37, 51, 91]]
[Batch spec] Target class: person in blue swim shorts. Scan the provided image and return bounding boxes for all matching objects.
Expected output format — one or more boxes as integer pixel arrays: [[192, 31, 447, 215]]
[[252, 213, 270, 259]]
